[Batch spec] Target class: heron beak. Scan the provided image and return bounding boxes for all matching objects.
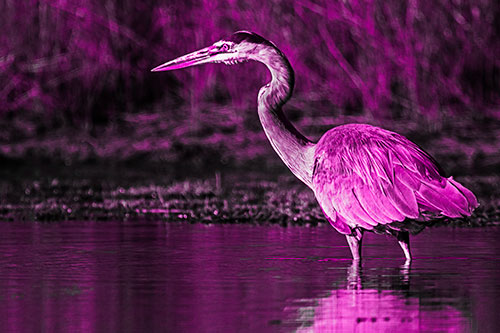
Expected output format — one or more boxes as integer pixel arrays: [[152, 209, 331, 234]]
[[151, 46, 217, 72]]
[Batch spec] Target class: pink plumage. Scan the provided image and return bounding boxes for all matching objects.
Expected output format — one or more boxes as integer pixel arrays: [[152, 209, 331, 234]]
[[313, 124, 478, 235]]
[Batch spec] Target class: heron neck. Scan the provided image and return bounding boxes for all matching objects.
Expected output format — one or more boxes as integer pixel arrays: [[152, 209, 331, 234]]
[[257, 50, 315, 188]]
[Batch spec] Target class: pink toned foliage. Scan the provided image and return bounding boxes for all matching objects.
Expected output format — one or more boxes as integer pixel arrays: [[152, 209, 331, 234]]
[[0, 0, 498, 130]]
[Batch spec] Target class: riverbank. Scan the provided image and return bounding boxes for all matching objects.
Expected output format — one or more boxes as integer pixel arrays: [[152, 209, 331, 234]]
[[0, 161, 498, 227]]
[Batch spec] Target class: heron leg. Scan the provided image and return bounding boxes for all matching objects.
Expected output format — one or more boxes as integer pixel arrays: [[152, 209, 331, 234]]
[[346, 228, 364, 260], [396, 231, 412, 261], [347, 260, 362, 290]]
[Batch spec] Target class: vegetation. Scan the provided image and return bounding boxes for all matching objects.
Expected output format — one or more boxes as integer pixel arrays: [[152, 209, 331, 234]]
[[0, 163, 498, 226], [1, 0, 499, 167]]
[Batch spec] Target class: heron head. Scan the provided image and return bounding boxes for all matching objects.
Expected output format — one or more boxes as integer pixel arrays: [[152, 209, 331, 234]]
[[151, 31, 274, 72]]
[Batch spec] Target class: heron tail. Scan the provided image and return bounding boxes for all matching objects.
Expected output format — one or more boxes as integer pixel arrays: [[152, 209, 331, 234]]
[[415, 176, 478, 218]]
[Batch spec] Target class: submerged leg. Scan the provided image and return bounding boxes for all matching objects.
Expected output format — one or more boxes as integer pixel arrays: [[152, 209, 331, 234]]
[[347, 259, 362, 290], [396, 231, 412, 261], [345, 228, 364, 260]]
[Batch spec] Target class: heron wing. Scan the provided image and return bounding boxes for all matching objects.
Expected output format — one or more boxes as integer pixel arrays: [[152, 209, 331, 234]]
[[312, 124, 478, 234]]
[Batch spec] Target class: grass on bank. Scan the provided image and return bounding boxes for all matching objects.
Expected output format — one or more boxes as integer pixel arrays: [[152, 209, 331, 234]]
[[0, 163, 498, 227]]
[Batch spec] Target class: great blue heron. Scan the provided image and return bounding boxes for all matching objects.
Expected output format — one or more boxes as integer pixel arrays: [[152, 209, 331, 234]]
[[152, 31, 478, 261]]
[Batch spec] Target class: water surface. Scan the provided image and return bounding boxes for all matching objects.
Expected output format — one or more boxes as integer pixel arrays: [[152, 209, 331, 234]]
[[0, 221, 499, 332]]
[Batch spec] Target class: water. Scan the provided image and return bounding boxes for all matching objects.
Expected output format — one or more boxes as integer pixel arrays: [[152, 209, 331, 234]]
[[0, 221, 499, 332]]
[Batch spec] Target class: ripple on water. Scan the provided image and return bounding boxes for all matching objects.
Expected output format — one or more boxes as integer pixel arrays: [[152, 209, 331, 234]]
[[0, 221, 498, 332]]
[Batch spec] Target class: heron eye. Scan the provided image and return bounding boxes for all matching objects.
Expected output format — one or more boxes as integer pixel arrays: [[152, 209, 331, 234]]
[[220, 44, 230, 52]]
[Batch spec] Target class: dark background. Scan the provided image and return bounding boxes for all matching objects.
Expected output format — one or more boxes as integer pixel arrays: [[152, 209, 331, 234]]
[[1, 0, 499, 175]]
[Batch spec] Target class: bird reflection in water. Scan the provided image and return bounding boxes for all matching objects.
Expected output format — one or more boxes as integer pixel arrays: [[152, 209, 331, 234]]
[[289, 261, 471, 332]]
